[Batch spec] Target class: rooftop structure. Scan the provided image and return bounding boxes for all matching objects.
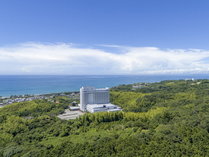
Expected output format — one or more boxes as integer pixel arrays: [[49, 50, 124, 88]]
[[86, 103, 122, 113], [69, 106, 80, 111]]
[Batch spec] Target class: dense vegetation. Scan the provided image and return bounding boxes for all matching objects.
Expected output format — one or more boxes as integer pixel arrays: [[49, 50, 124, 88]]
[[1, 79, 209, 156]]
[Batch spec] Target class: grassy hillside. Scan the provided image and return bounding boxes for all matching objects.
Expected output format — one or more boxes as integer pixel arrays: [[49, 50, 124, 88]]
[[1, 79, 209, 156]]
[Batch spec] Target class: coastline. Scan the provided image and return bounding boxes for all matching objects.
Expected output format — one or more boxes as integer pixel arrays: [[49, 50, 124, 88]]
[[0, 91, 79, 107], [0, 78, 203, 108], [0, 74, 207, 97]]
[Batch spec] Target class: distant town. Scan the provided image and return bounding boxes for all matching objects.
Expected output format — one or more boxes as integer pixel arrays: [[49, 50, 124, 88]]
[[0, 92, 80, 107]]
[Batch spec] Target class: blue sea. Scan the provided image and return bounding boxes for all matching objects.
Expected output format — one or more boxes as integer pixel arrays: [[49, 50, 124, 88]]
[[1, 75, 209, 97]]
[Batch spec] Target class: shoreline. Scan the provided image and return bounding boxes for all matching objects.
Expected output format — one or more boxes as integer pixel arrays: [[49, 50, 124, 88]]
[[0, 78, 201, 107], [0, 91, 80, 107], [0, 91, 79, 98], [0, 75, 205, 97]]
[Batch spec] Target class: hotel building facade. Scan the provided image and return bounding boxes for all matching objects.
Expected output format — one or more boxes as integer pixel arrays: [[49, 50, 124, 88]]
[[80, 87, 109, 111], [79, 86, 122, 113]]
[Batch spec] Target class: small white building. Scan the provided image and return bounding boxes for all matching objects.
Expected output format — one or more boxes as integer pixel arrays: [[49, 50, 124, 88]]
[[69, 106, 80, 111], [86, 103, 122, 113]]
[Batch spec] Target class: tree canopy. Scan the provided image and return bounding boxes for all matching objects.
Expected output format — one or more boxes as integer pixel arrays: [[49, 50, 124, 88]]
[[1, 79, 209, 156]]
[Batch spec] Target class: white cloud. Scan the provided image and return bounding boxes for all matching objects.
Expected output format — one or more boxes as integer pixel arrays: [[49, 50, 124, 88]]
[[0, 42, 209, 74]]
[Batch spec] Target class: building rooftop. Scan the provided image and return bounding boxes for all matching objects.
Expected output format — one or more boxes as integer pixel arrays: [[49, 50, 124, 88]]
[[69, 106, 80, 110], [81, 86, 109, 91], [87, 103, 116, 108], [86, 103, 122, 113]]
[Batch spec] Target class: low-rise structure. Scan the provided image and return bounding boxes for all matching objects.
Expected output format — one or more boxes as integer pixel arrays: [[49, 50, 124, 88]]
[[69, 106, 80, 111], [86, 103, 122, 113]]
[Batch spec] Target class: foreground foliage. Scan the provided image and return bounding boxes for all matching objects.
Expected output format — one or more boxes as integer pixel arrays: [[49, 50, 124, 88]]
[[1, 79, 209, 156]]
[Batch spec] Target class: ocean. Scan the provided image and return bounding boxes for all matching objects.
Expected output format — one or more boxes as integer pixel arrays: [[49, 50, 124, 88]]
[[0, 75, 209, 97]]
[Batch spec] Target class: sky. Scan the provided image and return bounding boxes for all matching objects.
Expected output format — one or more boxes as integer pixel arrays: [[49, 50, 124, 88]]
[[0, 0, 209, 75]]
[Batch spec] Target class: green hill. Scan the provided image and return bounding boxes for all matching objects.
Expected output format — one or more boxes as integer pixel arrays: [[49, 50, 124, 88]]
[[1, 79, 209, 157]]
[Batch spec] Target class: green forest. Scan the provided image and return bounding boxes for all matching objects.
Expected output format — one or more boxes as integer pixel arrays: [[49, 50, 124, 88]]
[[1, 79, 209, 157]]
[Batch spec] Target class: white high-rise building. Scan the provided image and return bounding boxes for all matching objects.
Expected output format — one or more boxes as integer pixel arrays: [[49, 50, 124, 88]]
[[79, 87, 110, 111]]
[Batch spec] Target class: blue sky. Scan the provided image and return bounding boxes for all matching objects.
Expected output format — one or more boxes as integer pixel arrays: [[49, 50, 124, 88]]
[[1, 0, 209, 74], [1, 0, 209, 48]]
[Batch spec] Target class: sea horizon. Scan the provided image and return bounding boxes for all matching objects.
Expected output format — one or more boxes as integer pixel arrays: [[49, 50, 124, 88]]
[[1, 74, 209, 97]]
